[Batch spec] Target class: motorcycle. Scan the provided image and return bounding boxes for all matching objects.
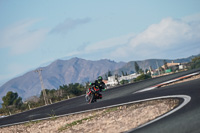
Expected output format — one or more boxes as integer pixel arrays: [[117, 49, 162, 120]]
[[85, 86, 102, 104]]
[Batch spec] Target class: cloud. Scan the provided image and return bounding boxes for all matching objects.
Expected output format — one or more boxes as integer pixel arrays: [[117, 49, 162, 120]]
[[0, 19, 48, 55], [50, 18, 91, 35], [182, 13, 200, 23], [84, 33, 135, 52], [64, 14, 200, 61], [109, 16, 200, 60], [65, 33, 135, 57]]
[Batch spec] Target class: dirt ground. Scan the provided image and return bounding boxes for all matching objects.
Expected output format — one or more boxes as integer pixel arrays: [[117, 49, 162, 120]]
[[162, 73, 200, 87], [0, 74, 199, 133], [0, 99, 179, 133]]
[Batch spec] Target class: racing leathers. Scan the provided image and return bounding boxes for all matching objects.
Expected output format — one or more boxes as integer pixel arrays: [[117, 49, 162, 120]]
[[91, 80, 106, 92], [90, 80, 105, 99]]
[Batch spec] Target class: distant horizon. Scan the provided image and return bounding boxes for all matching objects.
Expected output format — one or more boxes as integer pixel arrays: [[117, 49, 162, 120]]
[[1, 1, 200, 88], [1, 0, 200, 113], [0, 53, 199, 87]]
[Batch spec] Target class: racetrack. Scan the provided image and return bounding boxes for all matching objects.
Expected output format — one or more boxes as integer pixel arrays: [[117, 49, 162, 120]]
[[0, 68, 200, 133], [128, 77, 200, 133]]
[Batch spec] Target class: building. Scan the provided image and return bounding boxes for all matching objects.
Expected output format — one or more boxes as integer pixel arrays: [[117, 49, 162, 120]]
[[106, 75, 119, 87], [161, 61, 180, 69], [106, 73, 140, 87], [118, 73, 140, 82], [178, 63, 188, 70], [161, 61, 187, 72]]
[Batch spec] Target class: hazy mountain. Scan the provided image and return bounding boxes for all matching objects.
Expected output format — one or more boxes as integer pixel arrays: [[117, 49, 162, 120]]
[[0, 58, 125, 101], [0, 54, 199, 102], [108, 54, 200, 76]]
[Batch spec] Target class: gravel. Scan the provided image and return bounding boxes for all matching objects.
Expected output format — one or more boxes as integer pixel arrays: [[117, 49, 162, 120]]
[[0, 99, 179, 133], [1, 74, 199, 133]]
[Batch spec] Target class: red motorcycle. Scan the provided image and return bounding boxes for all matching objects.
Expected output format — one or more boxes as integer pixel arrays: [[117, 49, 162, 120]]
[[85, 86, 102, 104]]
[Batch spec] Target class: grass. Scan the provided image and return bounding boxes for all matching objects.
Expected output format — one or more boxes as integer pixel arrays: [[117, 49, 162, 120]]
[[58, 106, 119, 132], [48, 109, 57, 120], [58, 116, 95, 132], [24, 120, 41, 127], [104, 106, 118, 113]]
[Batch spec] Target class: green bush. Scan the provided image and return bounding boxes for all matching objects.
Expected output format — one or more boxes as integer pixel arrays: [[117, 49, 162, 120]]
[[120, 80, 129, 85], [187, 56, 200, 70], [134, 74, 151, 82]]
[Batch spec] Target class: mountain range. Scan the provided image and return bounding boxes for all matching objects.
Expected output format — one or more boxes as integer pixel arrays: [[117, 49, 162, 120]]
[[0, 54, 199, 102], [0, 58, 125, 102], [111, 57, 196, 75]]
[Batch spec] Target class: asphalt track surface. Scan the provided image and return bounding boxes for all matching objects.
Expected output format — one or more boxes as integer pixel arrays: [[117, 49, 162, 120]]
[[0, 68, 200, 133]]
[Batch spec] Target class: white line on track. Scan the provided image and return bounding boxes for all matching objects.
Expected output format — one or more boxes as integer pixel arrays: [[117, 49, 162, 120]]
[[126, 95, 191, 132], [0, 95, 191, 129], [135, 72, 200, 93]]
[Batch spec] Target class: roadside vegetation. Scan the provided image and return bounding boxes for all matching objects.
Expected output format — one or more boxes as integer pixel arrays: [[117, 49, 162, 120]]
[[58, 106, 119, 132], [0, 56, 199, 116], [0, 83, 87, 116], [0, 98, 179, 133], [187, 56, 200, 70], [134, 73, 152, 82]]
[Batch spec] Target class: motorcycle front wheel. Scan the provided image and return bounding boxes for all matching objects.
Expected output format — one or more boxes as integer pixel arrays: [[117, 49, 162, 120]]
[[88, 93, 94, 104], [85, 95, 89, 102]]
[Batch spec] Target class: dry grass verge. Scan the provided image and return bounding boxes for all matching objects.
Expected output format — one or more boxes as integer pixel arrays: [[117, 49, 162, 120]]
[[1, 74, 199, 133], [0, 98, 179, 133]]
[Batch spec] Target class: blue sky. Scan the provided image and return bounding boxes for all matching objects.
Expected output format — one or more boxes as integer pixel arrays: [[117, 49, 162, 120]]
[[0, 0, 200, 86]]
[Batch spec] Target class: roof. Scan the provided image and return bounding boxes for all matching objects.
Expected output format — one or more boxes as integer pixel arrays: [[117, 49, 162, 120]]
[[161, 61, 180, 69]]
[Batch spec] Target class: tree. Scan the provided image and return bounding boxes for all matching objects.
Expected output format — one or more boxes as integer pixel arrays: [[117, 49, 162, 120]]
[[192, 56, 200, 62], [134, 74, 152, 82], [121, 71, 125, 76], [190, 56, 200, 69], [163, 60, 169, 70], [120, 80, 129, 85], [108, 70, 112, 77], [104, 74, 108, 80], [2, 91, 23, 109], [145, 69, 149, 74], [159, 67, 165, 74], [139, 68, 144, 74], [115, 74, 120, 85], [134, 62, 140, 74]]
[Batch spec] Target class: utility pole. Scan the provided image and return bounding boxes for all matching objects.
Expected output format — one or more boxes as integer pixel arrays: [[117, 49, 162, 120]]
[[35, 69, 49, 105], [143, 62, 146, 74], [156, 61, 161, 75], [149, 66, 152, 76]]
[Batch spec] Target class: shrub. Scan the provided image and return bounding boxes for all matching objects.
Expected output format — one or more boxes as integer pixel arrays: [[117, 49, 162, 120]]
[[134, 74, 151, 82]]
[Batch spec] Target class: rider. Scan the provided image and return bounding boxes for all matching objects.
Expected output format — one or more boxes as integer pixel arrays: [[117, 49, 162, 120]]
[[91, 76, 106, 92], [89, 76, 106, 99], [96, 76, 106, 92]]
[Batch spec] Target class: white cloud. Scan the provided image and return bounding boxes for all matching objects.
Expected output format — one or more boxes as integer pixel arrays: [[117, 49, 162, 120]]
[[0, 19, 48, 55], [109, 16, 200, 60], [131, 18, 195, 48], [64, 14, 200, 61], [84, 33, 135, 52], [182, 13, 200, 23], [65, 33, 135, 57], [50, 18, 91, 35]]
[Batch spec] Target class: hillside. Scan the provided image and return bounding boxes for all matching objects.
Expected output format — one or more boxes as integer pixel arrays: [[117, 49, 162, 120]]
[[0, 58, 125, 101], [0, 54, 199, 102], [110, 55, 198, 75]]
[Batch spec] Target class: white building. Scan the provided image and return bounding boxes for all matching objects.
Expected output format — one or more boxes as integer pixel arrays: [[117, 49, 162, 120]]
[[106, 73, 140, 87], [118, 73, 140, 82], [106, 76, 118, 87]]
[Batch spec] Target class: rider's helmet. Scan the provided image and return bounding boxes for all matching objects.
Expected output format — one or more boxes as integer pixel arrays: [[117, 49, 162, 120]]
[[89, 82, 93, 87], [98, 76, 103, 82]]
